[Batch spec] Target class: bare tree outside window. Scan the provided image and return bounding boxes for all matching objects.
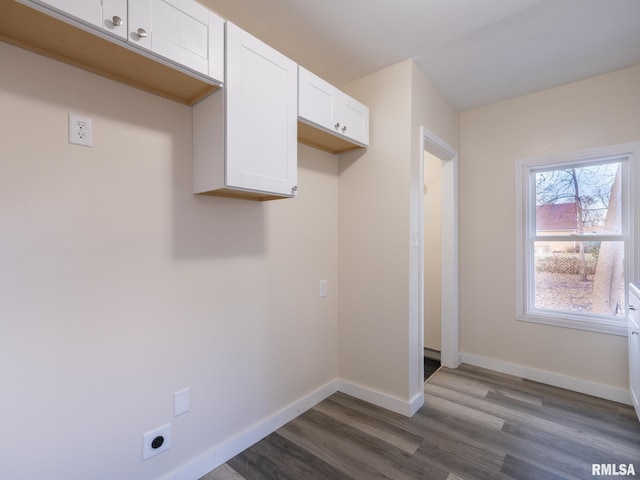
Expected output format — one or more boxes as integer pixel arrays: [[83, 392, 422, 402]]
[[533, 161, 624, 318]]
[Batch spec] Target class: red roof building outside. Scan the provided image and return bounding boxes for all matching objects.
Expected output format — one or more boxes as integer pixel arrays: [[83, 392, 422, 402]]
[[536, 203, 577, 232]]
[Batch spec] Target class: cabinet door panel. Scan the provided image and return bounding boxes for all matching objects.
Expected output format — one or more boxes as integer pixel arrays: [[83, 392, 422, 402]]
[[340, 92, 369, 146], [299, 66, 335, 132], [33, 0, 102, 28], [226, 23, 297, 196], [128, 0, 151, 48], [31, 0, 127, 40], [207, 12, 224, 81], [102, 0, 128, 40], [129, 0, 213, 77]]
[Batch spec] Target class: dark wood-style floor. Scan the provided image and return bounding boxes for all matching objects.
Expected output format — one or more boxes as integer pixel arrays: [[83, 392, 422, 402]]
[[424, 357, 441, 381], [201, 364, 640, 480]]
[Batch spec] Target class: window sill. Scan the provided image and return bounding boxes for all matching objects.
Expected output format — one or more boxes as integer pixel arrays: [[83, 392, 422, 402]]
[[517, 312, 627, 336]]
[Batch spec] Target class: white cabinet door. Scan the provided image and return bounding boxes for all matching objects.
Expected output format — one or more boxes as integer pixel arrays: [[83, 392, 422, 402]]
[[629, 288, 640, 422], [128, 0, 224, 81], [298, 66, 336, 133], [225, 22, 297, 197], [339, 91, 369, 146], [29, 0, 127, 40]]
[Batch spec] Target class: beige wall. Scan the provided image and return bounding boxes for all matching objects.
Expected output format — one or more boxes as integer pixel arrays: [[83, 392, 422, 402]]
[[0, 43, 338, 480], [410, 63, 460, 387], [338, 60, 413, 400], [460, 64, 640, 390], [411, 64, 460, 151], [338, 60, 459, 403]]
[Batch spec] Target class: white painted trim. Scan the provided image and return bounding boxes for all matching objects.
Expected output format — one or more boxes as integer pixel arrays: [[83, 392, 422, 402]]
[[160, 380, 338, 480], [337, 380, 423, 417], [440, 146, 460, 369], [409, 390, 425, 416], [162, 352, 631, 480], [422, 126, 456, 161], [460, 353, 632, 405], [160, 376, 425, 480], [417, 126, 460, 370], [515, 141, 640, 335]]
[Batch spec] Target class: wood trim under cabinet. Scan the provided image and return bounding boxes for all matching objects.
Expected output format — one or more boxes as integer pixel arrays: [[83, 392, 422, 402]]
[[0, 0, 218, 105], [297, 121, 364, 155], [198, 187, 291, 202]]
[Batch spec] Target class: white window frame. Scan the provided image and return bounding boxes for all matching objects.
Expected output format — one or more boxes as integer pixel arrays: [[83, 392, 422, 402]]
[[515, 142, 640, 336]]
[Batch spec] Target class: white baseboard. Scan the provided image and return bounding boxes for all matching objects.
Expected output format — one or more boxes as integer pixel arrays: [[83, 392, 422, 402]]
[[154, 357, 632, 480], [161, 380, 338, 480], [460, 352, 632, 405], [161, 377, 428, 479], [409, 390, 425, 416], [337, 380, 423, 417]]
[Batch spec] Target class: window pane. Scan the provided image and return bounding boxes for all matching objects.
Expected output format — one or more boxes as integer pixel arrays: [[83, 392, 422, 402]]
[[534, 241, 625, 317], [535, 162, 622, 236]]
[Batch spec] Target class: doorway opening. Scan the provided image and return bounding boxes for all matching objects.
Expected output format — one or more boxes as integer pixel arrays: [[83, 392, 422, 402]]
[[423, 149, 443, 380], [416, 126, 459, 384]]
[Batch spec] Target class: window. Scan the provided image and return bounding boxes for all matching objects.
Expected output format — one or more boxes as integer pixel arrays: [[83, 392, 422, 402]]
[[516, 143, 639, 335]]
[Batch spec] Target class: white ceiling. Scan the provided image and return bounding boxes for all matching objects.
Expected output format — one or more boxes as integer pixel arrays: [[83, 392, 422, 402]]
[[200, 0, 640, 111]]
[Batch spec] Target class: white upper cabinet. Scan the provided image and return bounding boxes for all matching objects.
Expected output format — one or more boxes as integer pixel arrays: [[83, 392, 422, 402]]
[[298, 66, 369, 153], [226, 22, 297, 197], [128, 0, 223, 80], [193, 22, 298, 201], [29, 0, 128, 40], [17, 0, 223, 87]]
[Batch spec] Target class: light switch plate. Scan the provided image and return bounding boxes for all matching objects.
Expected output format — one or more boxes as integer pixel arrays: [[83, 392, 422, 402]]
[[174, 388, 190, 417], [319, 280, 328, 298]]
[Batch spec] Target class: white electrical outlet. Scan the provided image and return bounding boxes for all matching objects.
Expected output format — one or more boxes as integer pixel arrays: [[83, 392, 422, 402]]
[[68, 113, 93, 147], [142, 423, 171, 461]]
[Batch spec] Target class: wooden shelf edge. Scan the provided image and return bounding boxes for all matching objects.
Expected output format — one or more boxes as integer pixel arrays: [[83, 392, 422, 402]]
[[297, 120, 366, 155], [196, 187, 293, 202]]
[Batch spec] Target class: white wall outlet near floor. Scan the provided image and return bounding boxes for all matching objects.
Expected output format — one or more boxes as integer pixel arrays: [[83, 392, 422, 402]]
[[68, 113, 93, 147], [174, 387, 190, 417], [142, 423, 171, 461], [319, 280, 328, 298]]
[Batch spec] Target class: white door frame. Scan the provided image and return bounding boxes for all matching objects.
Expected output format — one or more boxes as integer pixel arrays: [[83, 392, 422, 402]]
[[418, 126, 459, 370]]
